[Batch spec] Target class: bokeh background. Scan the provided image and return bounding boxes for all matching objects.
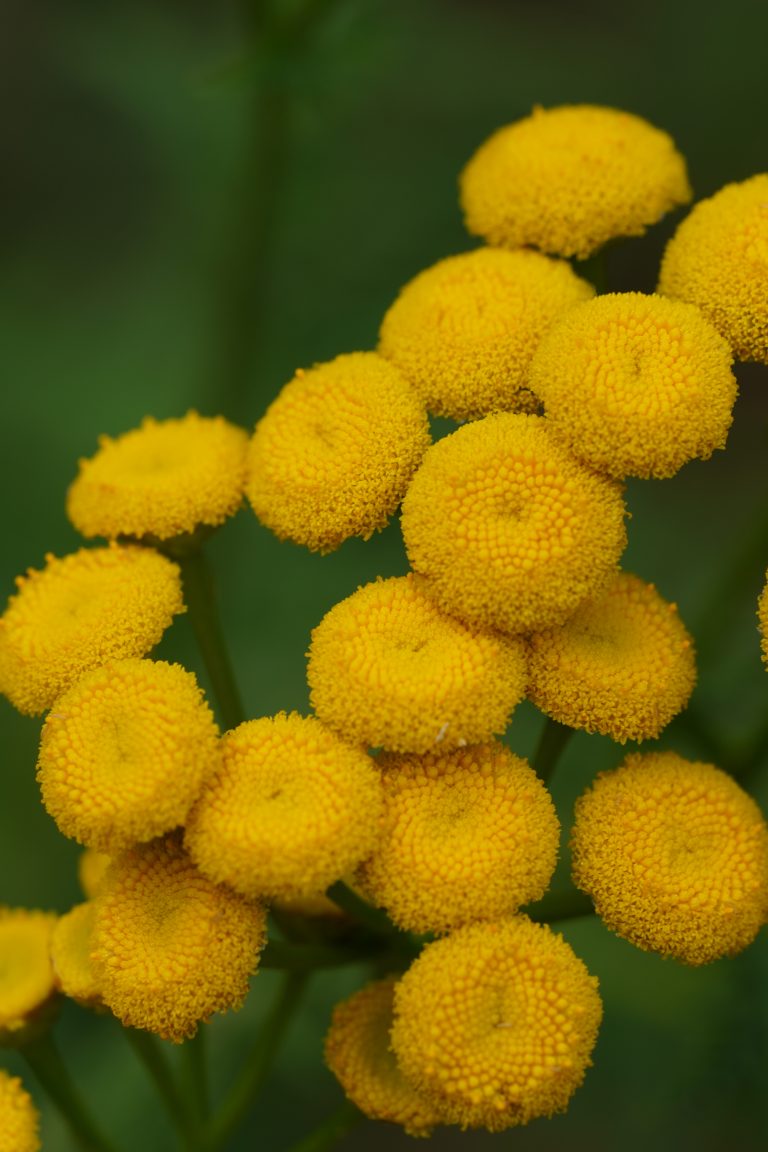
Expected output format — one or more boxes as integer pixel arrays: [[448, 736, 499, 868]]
[[2, 0, 768, 1148]]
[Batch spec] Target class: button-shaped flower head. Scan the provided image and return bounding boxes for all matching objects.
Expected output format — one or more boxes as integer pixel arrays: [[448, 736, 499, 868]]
[[0, 909, 57, 1044], [0, 1071, 41, 1152], [50, 903, 103, 1009]]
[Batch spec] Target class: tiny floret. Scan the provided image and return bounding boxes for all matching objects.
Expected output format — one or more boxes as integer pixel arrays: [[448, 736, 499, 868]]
[[0, 909, 57, 1041], [50, 903, 103, 1008], [0, 1071, 41, 1152]]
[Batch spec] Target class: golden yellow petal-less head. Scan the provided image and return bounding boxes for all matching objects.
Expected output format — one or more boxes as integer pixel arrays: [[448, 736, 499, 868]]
[[0, 1072, 41, 1152], [77, 849, 112, 900], [50, 903, 103, 1009], [0, 909, 57, 1042]]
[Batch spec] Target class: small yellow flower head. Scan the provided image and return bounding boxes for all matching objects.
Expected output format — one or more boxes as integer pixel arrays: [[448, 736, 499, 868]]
[[91, 835, 266, 1042], [66, 412, 249, 542], [0, 545, 184, 716], [246, 353, 430, 553], [0, 1071, 41, 1152], [571, 752, 768, 964], [758, 571, 768, 667], [401, 414, 627, 634], [378, 248, 594, 421], [0, 909, 57, 1042], [527, 572, 696, 743], [460, 104, 691, 260], [185, 714, 383, 901], [358, 744, 559, 935], [78, 849, 112, 899], [658, 174, 768, 363], [530, 292, 736, 480], [391, 918, 602, 1131], [50, 903, 103, 1008], [37, 658, 220, 854]]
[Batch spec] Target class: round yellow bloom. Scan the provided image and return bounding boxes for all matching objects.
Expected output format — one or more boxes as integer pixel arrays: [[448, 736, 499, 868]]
[[378, 247, 594, 421], [78, 849, 112, 899], [358, 744, 559, 934], [91, 835, 266, 1042], [460, 104, 691, 260], [658, 174, 768, 363], [571, 752, 768, 964], [50, 903, 102, 1008], [0, 910, 57, 1041], [0, 1071, 41, 1152], [401, 414, 627, 634], [0, 545, 184, 716], [37, 658, 220, 853], [391, 918, 602, 1131], [527, 572, 696, 742], [530, 292, 736, 479], [246, 353, 430, 553], [185, 714, 383, 901]]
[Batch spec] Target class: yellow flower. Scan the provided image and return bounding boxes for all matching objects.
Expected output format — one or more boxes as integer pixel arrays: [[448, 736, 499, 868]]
[[50, 904, 102, 1009], [0, 1071, 41, 1152], [37, 658, 220, 853], [0, 909, 57, 1043], [571, 751, 768, 964], [658, 174, 768, 363], [758, 571, 768, 667], [391, 918, 602, 1131], [246, 353, 430, 553], [357, 743, 559, 934], [401, 414, 627, 634], [460, 104, 691, 259], [527, 572, 696, 742], [378, 248, 593, 421], [530, 292, 736, 479], [67, 412, 249, 542], [185, 714, 383, 901], [0, 545, 184, 716], [78, 849, 112, 899]]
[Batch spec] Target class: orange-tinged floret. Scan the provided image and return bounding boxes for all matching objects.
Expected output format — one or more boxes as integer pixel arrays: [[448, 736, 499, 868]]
[[0, 1071, 41, 1152], [0, 909, 57, 1041], [50, 903, 103, 1008]]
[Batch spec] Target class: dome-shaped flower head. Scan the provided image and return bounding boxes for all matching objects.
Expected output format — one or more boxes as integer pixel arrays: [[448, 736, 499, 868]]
[[185, 714, 383, 901], [571, 751, 768, 964], [307, 574, 528, 754], [246, 353, 430, 553], [529, 292, 736, 480], [66, 413, 249, 542], [0, 545, 184, 716], [37, 658, 220, 853], [0, 909, 57, 1044], [378, 248, 594, 421], [358, 743, 559, 934], [50, 903, 103, 1009], [527, 572, 696, 742], [78, 849, 112, 899], [0, 1071, 41, 1152], [391, 918, 602, 1131], [91, 835, 266, 1042], [401, 414, 627, 635], [460, 104, 691, 260], [658, 175, 768, 363]]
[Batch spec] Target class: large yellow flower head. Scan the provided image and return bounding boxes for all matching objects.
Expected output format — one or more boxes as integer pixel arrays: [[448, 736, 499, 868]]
[[66, 413, 249, 542], [527, 572, 696, 742], [0, 545, 183, 716], [658, 174, 768, 363], [460, 104, 691, 260], [529, 292, 736, 480], [391, 918, 602, 1131], [307, 574, 528, 755], [0, 909, 57, 1043], [185, 714, 383, 901], [401, 414, 627, 635], [571, 752, 768, 964], [91, 835, 266, 1042], [378, 247, 594, 421], [50, 903, 103, 1009], [358, 743, 559, 934], [37, 658, 220, 853], [246, 353, 430, 553], [0, 1071, 41, 1152]]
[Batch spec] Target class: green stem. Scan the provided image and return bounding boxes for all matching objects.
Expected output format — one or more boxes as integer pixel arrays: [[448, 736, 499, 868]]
[[527, 887, 594, 924], [123, 1028, 197, 1147], [22, 1033, 120, 1152], [324, 882, 395, 939], [182, 1027, 210, 1131], [284, 1100, 364, 1152], [532, 716, 574, 784]]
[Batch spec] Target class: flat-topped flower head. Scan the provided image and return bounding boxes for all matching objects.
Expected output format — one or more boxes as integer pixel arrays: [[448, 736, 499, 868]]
[[0, 1071, 41, 1152], [50, 903, 103, 1009], [571, 751, 768, 964], [378, 247, 593, 421], [0, 545, 183, 716], [391, 918, 602, 1131], [246, 352, 430, 553], [461, 104, 691, 259], [658, 174, 768, 363], [0, 909, 57, 1043], [530, 293, 736, 479], [37, 658, 220, 853], [527, 572, 696, 742], [78, 849, 112, 899], [358, 743, 559, 934], [401, 414, 627, 635]]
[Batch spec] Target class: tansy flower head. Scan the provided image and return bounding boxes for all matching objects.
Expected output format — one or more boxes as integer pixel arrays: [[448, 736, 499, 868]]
[[378, 247, 593, 421], [527, 572, 696, 742], [401, 414, 627, 635], [658, 174, 768, 363], [358, 743, 559, 934], [529, 292, 736, 479], [0, 909, 57, 1043], [78, 849, 112, 899], [460, 104, 691, 260], [0, 1071, 41, 1152], [571, 751, 768, 964], [0, 545, 183, 716], [390, 918, 602, 1131], [50, 903, 102, 1009], [246, 352, 430, 553]]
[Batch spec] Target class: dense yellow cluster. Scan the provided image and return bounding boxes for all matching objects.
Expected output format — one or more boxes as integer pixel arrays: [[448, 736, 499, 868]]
[[50, 903, 102, 1008], [0, 1071, 41, 1152]]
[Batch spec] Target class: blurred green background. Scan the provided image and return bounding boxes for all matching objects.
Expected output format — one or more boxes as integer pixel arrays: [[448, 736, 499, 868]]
[[2, 0, 768, 1148]]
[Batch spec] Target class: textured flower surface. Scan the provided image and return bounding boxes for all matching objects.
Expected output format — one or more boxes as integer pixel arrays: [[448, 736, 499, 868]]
[[0, 909, 57, 1038], [50, 903, 102, 1008], [0, 1071, 41, 1152], [758, 570, 768, 667]]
